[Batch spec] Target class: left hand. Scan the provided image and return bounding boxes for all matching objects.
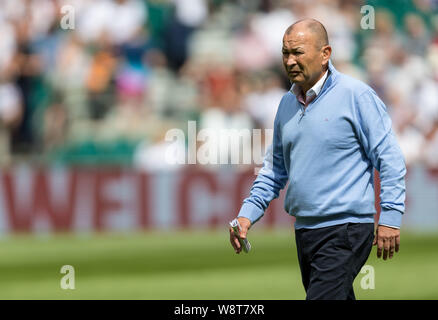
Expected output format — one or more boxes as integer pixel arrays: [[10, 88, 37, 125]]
[[373, 225, 400, 260]]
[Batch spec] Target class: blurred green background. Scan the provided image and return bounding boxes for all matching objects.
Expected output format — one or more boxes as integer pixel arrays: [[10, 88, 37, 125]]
[[1, 229, 436, 300]]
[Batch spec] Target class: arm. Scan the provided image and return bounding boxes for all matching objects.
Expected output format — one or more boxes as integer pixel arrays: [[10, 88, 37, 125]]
[[230, 110, 289, 253], [355, 89, 407, 259], [237, 115, 289, 225]]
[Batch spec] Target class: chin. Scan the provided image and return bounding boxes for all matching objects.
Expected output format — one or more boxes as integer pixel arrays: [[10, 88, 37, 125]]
[[290, 77, 304, 84]]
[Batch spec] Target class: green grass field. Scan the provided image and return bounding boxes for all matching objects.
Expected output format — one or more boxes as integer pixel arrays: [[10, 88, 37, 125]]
[[0, 229, 437, 299]]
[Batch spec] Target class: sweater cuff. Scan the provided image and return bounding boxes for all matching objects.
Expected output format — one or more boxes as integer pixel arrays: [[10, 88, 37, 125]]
[[378, 208, 402, 228], [237, 202, 265, 225]]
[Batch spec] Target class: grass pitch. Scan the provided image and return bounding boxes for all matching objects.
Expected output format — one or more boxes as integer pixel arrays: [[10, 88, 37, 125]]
[[0, 229, 437, 299]]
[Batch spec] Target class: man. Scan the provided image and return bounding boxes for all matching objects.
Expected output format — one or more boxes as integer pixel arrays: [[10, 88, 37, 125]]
[[229, 19, 406, 300]]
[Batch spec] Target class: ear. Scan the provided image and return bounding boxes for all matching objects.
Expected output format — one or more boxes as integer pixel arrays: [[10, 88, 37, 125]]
[[321, 45, 332, 66]]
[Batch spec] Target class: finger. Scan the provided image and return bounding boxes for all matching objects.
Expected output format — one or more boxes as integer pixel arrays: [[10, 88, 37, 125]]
[[395, 235, 400, 252], [238, 224, 248, 239], [235, 236, 242, 253], [389, 237, 396, 259], [372, 233, 377, 246], [229, 228, 240, 252], [233, 232, 242, 254], [237, 217, 251, 239], [229, 231, 237, 251], [377, 237, 384, 258], [383, 238, 390, 260]]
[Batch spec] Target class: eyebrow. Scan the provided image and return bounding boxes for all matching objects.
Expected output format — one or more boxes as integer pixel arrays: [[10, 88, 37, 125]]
[[282, 47, 304, 51]]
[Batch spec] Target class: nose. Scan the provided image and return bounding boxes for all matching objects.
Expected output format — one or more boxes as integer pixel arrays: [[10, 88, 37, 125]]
[[285, 54, 297, 67]]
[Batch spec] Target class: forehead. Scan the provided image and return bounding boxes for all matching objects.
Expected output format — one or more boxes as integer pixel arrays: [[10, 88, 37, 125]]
[[282, 30, 314, 49]]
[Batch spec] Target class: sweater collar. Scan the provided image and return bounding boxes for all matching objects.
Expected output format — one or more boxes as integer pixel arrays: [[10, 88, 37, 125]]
[[289, 59, 337, 96]]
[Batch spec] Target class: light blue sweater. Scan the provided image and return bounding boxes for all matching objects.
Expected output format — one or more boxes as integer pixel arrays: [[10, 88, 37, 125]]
[[238, 61, 406, 229]]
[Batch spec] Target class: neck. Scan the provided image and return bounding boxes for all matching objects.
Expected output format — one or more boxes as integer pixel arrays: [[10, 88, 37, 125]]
[[301, 67, 328, 94]]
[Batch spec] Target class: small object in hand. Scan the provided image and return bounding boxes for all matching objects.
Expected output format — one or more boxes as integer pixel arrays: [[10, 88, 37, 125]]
[[229, 219, 252, 253]]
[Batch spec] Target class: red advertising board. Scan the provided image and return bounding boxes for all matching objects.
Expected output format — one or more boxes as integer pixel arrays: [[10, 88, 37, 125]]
[[0, 165, 436, 234]]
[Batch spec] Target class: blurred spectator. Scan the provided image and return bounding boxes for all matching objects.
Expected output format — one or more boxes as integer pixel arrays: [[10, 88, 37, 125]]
[[199, 64, 253, 166], [242, 70, 285, 130], [108, 0, 147, 45], [249, 2, 295, 65], [0, 0, 437, 170], [0, 17, 16, 77], [163, 0, 207, 71], [403, 13, 431, 56], [43, 96, 68, 152], [233, 15, 272, 72], [423, 119, 438, 168], [386, 84, 424, 166], [85, 32, 117, 120], [306, 0, 357, 63], [0, 80, 22, 165], [49, 33, 90, 121], [10, 15, 45, 154], [77, 0, 147, 45], [173, 0, 207, 28]]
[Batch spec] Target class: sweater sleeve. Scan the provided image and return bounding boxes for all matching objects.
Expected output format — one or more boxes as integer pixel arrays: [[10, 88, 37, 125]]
[[237, 106, 289, 224], [354, 89, 407, 228]]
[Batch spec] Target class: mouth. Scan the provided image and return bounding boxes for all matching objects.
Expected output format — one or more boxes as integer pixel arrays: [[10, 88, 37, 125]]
[[288, 71, 301, 76]]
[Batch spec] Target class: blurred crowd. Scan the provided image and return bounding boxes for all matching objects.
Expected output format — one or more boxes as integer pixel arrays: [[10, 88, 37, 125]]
[[0, 0, 438, 169]]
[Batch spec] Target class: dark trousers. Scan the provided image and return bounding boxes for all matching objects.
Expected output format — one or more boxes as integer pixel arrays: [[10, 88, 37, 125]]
[[295, 222, 374, 300]]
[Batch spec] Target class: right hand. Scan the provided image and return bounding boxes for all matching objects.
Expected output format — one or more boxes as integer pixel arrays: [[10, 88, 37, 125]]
[[229, 217, 251, 254]]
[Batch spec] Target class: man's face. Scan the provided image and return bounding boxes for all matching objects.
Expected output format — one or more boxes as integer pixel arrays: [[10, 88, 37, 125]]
[[282, 29, 326, 88]]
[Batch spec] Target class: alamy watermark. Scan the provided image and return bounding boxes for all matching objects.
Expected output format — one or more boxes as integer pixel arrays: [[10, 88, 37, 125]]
[[165, 121, 273, 171], [60, 5, 75, 30], [360, 265, 375, 290], [60, 265, 75, 290], [360, 5, 375, 30]]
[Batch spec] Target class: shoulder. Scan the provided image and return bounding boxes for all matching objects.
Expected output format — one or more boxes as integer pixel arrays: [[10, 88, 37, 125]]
[[273, 91, 299, 127], [276, 91, 296, 112], [334, 72, 376, 98], [279, 90, 295, 104], [331, 71, 389, 119]]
